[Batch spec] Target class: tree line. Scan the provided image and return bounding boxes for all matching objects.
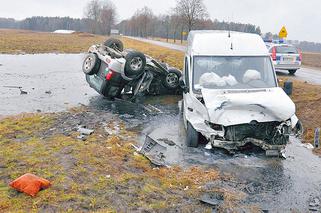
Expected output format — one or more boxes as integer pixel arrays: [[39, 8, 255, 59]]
[[0, 0, 320, 52], [117, 0, 261, 43]]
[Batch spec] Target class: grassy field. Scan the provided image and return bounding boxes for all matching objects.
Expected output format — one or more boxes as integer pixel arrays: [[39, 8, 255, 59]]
[[302, 52, 321, 68], [0, 29, 106, 54]]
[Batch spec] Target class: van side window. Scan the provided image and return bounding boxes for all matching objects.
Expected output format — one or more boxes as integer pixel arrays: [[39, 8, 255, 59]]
[[184, 57, 189, 85]]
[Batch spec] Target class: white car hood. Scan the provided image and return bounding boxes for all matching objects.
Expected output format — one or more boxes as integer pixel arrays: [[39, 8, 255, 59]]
[[201, 87, 296, 126]]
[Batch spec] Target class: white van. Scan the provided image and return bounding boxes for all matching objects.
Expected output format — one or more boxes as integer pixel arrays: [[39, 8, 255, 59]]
[[180, 31, 300, 156]]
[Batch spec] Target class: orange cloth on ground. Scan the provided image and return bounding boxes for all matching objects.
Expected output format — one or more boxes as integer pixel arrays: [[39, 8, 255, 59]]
[[9, 173, 51, 197]]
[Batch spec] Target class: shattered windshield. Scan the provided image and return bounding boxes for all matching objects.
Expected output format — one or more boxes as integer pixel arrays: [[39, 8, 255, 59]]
[[193, 56, 277, 90]]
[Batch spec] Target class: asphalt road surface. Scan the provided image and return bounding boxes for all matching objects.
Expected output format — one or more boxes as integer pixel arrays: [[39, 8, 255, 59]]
[[127, 36, 321, 85]]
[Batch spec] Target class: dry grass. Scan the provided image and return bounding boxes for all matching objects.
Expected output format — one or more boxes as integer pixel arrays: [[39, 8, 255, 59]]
[[302, 52, 321, 68], [0, 111, 226, 212], [0, 29, 106, 54]]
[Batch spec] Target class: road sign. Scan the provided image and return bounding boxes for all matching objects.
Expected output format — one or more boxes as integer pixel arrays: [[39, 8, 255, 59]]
[[279, 26, 288, 38]]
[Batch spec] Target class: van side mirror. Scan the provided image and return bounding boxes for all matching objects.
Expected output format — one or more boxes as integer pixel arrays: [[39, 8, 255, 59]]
[[179, 77, 189, 93], [283, 80, 293, 96]]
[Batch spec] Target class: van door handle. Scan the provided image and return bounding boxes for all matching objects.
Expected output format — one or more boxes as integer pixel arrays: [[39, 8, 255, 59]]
[[187, 107, 194, 112]]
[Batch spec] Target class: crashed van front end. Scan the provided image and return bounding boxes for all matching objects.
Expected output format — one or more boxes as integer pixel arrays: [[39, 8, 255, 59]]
[[185, 87, 300, 156]]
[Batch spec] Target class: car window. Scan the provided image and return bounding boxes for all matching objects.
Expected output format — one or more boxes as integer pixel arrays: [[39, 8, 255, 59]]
[[193, 56, 276, 90], [276, 46, 298, 54]]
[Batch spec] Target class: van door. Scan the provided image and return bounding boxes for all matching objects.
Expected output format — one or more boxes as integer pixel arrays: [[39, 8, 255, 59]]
[[183, 56, 210, 129]]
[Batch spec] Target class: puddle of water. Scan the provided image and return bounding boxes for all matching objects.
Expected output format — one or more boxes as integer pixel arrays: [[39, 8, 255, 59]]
[[0, 54, 97, 115]]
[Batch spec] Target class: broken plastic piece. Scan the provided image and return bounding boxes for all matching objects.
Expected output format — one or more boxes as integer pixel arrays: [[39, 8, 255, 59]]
[[9, 173, 51, 197], [78, 127, 94, 135]]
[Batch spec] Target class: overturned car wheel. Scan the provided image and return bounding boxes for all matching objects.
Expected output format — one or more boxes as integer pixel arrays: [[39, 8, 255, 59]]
[[163, 68, 182, 90], [125, 51, 146, 77], [186, 122, 199, 148], [104, 38, 124, 52], [82, 53, 101, 75]]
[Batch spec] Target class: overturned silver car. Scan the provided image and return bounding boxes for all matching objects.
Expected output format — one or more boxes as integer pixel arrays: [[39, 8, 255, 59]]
[[180, 31, 301, 156]]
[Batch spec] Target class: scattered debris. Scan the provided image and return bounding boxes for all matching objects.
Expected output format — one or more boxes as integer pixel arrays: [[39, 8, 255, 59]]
[[78, 126, 94, 135], [140, 135, 167, 166], [77, 134, 87, 141], [300, 143, 314, 149], [9, 173, 51, 197], [20, 89, 28, 95], [103, 122, 120, 135], [45, 90, 52, 94], [200, 191, 224, 207], [205, 142, 212, 150]]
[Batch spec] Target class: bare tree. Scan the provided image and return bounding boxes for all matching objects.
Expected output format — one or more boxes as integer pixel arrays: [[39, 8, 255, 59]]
[[99, 1, 116, 35], [84, 0, 116, 35], [84, 0, 101, 33], [174, 0, 208, 32]]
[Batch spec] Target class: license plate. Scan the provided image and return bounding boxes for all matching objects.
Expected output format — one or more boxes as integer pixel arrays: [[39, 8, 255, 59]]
[[283, 57, 295, 63]]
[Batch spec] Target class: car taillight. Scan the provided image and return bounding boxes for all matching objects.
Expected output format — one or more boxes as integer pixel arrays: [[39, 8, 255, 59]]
[[271, 47, 277, 61], [298, 49, 302, 61], [106, 70, 114, 80]]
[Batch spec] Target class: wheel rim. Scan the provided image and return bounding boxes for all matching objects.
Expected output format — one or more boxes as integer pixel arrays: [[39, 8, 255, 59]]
[[166, 73, 179, 88], [130, 57, 143, 71], [84, 56, 93, 71]]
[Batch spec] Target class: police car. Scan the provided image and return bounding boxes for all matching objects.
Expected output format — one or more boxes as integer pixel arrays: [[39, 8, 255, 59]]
[[267, 43, 302, 75]]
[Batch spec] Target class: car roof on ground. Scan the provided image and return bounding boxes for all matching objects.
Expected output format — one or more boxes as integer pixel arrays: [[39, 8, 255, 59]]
[[187, 30, 269, 56]]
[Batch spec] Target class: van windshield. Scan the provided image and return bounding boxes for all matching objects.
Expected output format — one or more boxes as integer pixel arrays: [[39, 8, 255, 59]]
[[193, 56, 277, 90]]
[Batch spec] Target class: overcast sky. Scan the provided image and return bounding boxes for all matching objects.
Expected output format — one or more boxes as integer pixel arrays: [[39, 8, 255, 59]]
[[1, 0, 320, 42]]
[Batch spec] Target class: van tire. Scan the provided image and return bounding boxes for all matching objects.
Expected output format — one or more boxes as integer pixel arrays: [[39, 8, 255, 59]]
[[186, 122, 199, 147], [82, 53, 101, 75], [104, 38, 124, 52], [125, 51, 146, 77], [289, 70, 297, 75]]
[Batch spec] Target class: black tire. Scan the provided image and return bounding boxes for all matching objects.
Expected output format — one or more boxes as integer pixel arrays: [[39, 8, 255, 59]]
[[104, 38, 124, 52], [289, 70, 297, 75], [186, 122, 199, 148], [82, 53, 101, 75], [124, 51, 146, 77], [163, 68, 182, 90]]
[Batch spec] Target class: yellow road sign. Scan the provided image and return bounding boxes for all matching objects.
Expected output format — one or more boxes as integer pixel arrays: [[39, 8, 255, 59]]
[[279, 26, 288, 38]]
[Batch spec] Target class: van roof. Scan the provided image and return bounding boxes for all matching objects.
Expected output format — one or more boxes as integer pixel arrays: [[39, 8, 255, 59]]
[[187, 30, 269, 56]]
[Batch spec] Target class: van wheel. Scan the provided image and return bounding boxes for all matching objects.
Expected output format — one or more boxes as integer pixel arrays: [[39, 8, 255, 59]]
[[163, 68, 182, 90], [186, 122, 199, 147], [288, 70, 297, 75], [125, 51, 146, 77], [104, 38, 124, 52], [82, 53, 101, 75]]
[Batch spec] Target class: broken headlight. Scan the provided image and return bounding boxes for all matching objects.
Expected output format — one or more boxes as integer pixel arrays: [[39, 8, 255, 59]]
[[205, 121, 224, 131]]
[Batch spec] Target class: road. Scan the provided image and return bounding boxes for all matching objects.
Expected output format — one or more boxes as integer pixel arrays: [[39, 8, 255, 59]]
[[127, 36, 321, 85]]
